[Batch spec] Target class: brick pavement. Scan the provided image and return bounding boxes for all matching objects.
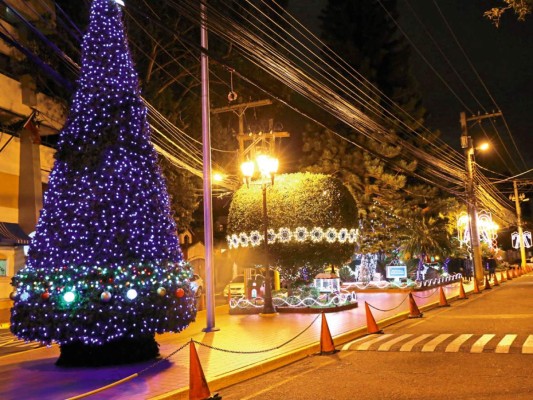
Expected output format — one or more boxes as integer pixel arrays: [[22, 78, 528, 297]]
[[0, 280, 476, 400]]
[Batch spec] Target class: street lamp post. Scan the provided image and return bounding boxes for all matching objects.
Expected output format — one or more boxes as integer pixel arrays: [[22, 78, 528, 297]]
[[460, 111, 499, 286], [241, 155, 279, 315]]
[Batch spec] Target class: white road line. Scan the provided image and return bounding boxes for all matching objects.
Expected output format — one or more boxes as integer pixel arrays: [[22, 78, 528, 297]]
[[399, 334, 432, 352], [342, 334, 380, 351], [445, 334, 473, 352], [522, 335, 533, 354], [495, 334, 517, 353], [421, 334, 453, 352], [355, 334, 394, 351], [471, 334, 495, 353], [378, 334, 413, 351]]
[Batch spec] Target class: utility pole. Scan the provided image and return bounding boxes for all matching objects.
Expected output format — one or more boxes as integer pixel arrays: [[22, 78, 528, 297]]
[[512, 180, 527, 267], [460, 111, 502, 286], [211, 100, 290, 165], [200, 0, 218, 333]]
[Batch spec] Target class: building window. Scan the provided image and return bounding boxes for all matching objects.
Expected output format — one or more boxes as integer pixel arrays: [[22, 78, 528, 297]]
[[0, 259, 7, 276]]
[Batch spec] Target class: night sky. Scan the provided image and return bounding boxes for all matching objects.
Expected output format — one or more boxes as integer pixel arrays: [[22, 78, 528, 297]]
[[288, 0, 533, 176]]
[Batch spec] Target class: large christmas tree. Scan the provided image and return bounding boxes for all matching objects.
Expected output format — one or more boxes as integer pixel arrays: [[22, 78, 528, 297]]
[[10, 0, 196, 366]]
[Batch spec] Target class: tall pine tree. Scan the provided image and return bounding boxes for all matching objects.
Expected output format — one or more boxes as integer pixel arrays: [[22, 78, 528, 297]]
[[300, 0, 433, 275], [10, 0, 196, 366]]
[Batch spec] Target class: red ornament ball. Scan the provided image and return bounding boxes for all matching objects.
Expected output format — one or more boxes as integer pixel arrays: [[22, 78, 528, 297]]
[[41, 291, 50, 300], [100, 291, 112, 302], [175, 288, 185, 298]]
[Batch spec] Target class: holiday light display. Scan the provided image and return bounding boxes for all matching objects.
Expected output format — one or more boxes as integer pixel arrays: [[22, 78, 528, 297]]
[[227, 227, 358, 249], [10, 0, 195, 365], [457, 210, 499, 250]]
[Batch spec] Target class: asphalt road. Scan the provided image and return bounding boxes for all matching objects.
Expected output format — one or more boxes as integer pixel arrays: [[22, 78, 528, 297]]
[[219, 274, 533, 400]]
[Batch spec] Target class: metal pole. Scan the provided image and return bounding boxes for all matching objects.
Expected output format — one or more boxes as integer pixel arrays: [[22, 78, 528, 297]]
[[200, 1, 217, 332], [261, 183, 276, 314], [460, 113, 484, 286], [513, 180, 527, 267], [465, 146, 484, 286]]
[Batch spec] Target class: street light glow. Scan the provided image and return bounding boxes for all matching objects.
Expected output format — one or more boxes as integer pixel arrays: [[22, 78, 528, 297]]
[[241, 160, 255, 178], [477, 142, 490, 151]]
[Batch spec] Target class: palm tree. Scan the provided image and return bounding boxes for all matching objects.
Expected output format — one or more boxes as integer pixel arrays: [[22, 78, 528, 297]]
[[401, 197, 457, 280]]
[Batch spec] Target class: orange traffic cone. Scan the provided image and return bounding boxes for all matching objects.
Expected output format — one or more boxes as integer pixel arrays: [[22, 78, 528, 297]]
[[365, 302, 383, 334], [484, 275, 492, 290], [458, 280, 468, 299], [492, 272, 500, 286], [189, 340, 212, 400], [408, 293, 423, 318], [507, 269, 512, 280], [513, 268, 518, 278], [319, 313, 337, 355], [500, 271, 506, 283], [473, 278, 481, 294], [438, 287, 450, 307]]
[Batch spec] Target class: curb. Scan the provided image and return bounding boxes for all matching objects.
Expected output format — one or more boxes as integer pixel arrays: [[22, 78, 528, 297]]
[[149, 287, 476, 400]]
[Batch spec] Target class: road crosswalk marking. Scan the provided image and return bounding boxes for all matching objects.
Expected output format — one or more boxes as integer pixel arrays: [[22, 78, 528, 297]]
[[471, 334, 495, 353], [342, 333, 533, 354], [445, 334, 473, 352], [399, 334, 431, 352], [495, 334, 517, 353], [523, 335, 533, 354], [378, 334, 413, 351], [421, 334, 453, 352]]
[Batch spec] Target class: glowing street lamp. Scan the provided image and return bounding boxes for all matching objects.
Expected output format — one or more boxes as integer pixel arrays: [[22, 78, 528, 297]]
[[241, 154, 279, 315]]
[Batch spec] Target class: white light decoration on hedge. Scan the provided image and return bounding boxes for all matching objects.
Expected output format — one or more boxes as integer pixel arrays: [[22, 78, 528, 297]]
[[267, 229, 277, 244], [239, 232, 249, 248], [278, 227, 291, 243], [227, 226, 359, 249], [326, 228, 338, 243], [295, 227, 308, 242], [311, 227, 324, 243], [249, 230, 262, 247], [338, 228, 348, 243]]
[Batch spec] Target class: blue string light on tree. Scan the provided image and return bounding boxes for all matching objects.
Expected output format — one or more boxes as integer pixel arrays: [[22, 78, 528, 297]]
[[10, 0, 196, 366]]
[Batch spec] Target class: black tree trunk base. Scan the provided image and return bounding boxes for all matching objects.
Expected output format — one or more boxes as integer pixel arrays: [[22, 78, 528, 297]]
[[56, 335, 160, 367]]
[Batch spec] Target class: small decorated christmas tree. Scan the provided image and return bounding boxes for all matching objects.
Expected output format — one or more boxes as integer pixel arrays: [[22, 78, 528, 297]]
[[10, 0, 196, 366]]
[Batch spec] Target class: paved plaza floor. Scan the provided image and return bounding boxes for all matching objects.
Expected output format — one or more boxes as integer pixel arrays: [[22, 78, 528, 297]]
[[0, 277, 509, 400]]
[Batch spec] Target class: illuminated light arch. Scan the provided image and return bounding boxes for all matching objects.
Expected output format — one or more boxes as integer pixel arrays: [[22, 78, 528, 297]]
[[512, 231, 532, 249], [457, 210, 499, 250]]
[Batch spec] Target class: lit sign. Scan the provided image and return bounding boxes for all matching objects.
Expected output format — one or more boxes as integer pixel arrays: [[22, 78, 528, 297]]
[[386, 265, 407, 279]]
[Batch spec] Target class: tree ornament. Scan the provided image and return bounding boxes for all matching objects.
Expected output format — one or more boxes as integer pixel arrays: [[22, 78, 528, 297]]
[[175, 288, 185, 298], [9, 291, 16, 300], [100, 291, 112, 302], [126, 289, 138, 300], [157, 287, 167, 297], [41, 291, 50, 300]]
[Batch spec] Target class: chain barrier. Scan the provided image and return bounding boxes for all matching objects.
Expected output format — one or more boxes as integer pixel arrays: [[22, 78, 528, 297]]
[[412, 288, 438, 299], [367, 294, 409, 312], [193, 314, 321, 355], [137, 340, 191, 376]]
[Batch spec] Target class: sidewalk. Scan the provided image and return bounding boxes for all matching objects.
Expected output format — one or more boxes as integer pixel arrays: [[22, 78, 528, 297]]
[[0, 280, 484, 400]]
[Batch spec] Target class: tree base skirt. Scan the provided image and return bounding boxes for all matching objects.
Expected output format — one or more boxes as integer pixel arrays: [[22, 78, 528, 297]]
[[56, 335, 159, 367]]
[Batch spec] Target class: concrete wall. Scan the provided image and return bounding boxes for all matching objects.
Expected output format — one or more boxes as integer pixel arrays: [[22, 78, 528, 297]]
[[0, 133, 55, 224]]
